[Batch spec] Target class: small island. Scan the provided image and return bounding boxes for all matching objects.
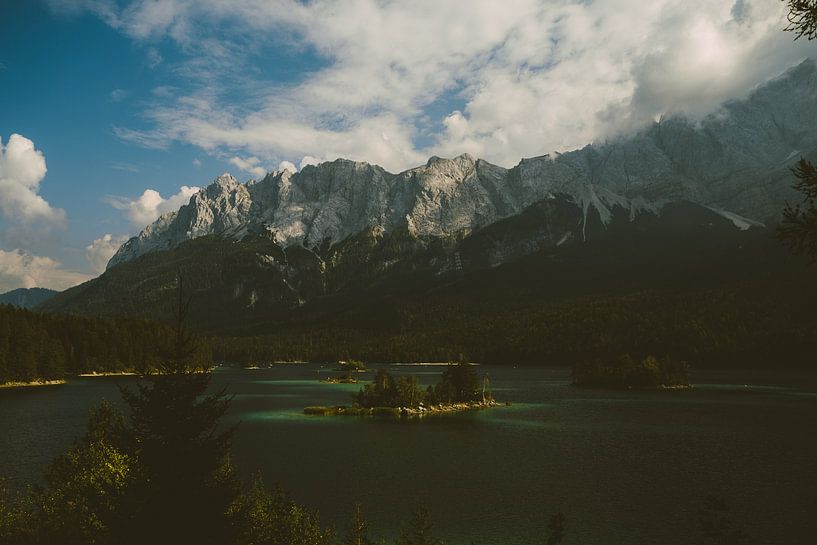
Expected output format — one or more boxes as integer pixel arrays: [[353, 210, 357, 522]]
[[572, 354, 691, 390], [319, 359, 368, 384], [306, 363, 499, 417]]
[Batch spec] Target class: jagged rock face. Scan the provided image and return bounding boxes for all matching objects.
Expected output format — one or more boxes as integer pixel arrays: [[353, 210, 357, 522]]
[[108, 59, 817, 269]]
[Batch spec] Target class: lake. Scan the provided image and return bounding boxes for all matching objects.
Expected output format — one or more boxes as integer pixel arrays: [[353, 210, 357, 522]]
[[1, 365, 816, 545]]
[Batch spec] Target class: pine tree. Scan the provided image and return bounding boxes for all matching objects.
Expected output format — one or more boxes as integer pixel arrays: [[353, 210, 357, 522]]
[[116, 275, 238, 545], [397, 506, 441, 545], [779, 158, 817, 261], [343, 503, 373, 545], [545, 513, 566, 545]]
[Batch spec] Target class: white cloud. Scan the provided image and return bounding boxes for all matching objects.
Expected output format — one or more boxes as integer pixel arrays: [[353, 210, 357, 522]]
[[299, 156, 321, 170], [0, 248, 90, 293], [106, 185, 200, 229], [277, 160, 296, 173], [145, 47, 163, 68], [72, 1, 813, 170], [229, 156, 267, 178], [0, 134, 66, 226], [85, 233, 130, 273], [192, 158, 202, 167], [109, 88, 128, 102]]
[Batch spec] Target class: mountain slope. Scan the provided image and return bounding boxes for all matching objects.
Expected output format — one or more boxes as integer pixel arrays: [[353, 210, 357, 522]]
[[43, 194, 771, 332]]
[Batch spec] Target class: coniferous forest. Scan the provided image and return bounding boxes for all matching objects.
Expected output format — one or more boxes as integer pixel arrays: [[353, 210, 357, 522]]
[[0, 305, 210, 384]]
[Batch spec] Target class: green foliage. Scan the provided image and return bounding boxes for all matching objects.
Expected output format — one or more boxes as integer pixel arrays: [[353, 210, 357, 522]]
[[339, 360, 367, 372], [355, 371, 426, 408], [0, 480, 39, 545], [38, 402, 131, 545], [0, 304, 212, 384], [397, 506, 441, 545], [698, 496, 751, 545], [779, 158, 817, 261], [572, 354, 689, 388], [210, 274, 817, 370], [230, 475, 333, 545], [344, 503, 374, 545], [545, 513, 566, 545], [355, 365, 485, 408], [118, 372, 239, 545], [434, 363, 481, 403]]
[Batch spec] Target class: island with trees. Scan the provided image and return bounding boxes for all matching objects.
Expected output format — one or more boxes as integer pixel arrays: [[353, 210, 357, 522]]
[[319, 359, 368, 384], [306, 363, 499, 416], [572, 354, 691, 390]]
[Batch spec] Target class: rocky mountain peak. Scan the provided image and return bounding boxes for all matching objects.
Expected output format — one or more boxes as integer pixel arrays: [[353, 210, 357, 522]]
[[106, 60, 817, 270]]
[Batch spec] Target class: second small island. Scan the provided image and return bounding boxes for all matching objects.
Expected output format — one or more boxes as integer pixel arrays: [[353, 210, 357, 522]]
[[305, 363, 499, 417]]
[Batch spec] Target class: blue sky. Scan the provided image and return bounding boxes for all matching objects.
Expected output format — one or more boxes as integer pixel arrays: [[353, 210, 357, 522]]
[[0, 0, 811, 291]]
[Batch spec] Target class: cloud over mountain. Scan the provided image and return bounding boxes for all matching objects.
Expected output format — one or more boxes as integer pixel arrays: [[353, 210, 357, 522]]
[[85, 233, 130, 274], [106, 185, 200, 230], [58, 0, 812, 172], [0, 248, 89, 292]]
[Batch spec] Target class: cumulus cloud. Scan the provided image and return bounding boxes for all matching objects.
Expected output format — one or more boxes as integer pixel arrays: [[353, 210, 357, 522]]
[[228, 156, 267, 178], [85, 233, 130, 273], [299, 156, 321, 170], [0, 248, 90, 292], [0, 134, 66, 226], [106, 185, 200, 229], [277, 160, 296, 173], [68, 0, 813, 170]]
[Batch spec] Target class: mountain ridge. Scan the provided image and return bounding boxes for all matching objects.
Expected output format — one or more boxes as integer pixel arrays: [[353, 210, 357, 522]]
[[108, 59, 817, 270], [0, 288, 59, 309]]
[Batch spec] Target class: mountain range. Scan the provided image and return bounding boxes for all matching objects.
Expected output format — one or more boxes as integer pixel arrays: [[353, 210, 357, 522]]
[[39, 60, 817, 364], [0, 288, 59, 309]]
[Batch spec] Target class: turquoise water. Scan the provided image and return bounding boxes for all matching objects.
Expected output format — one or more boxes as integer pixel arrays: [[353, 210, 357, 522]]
[[1, 365, 816, 545]]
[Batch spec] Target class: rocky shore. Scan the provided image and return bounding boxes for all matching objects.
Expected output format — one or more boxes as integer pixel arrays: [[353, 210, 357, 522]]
[[304, 399, 501, 417], [0, 379, 66, 389]]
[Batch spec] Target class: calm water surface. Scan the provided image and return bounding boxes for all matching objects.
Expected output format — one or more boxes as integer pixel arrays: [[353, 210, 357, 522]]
[[1, 365, 816, 545]]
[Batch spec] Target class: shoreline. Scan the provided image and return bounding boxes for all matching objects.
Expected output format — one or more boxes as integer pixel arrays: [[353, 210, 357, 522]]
[[304, 399, 502, 417], [77, 371, 140, 377], [0, 379, 67, 389], [573, 382, 694, 391], [390, 362, 480, 366], [319, 377, 359, 384]]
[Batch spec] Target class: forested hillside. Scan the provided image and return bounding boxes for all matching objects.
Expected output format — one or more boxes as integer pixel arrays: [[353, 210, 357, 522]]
[[0, 305, 209, 384]]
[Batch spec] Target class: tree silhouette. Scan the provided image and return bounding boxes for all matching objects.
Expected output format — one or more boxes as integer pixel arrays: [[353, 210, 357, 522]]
[[698, 496, 751, 545], [545, 512, 566, 545], [397, 506, 441, 545], [116, 275, 239, 545], [343, 503, 374, 545], [783, 0, 817, 40], [779, 158, 817, 261]]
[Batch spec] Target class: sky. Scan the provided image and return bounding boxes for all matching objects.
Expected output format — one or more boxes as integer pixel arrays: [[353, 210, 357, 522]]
[[0, 0, 812, 292]]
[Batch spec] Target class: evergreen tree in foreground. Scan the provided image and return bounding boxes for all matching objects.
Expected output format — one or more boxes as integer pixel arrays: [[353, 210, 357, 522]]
[[779, 158, 817, 261], [344, 503, 374, 545], [397, 506, 441, 545], [115, 275, 239, 545]]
